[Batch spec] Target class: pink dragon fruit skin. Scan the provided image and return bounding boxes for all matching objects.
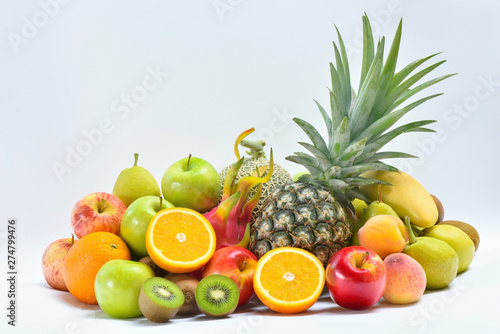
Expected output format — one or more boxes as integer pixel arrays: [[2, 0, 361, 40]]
[[203, 129, 273, 250]]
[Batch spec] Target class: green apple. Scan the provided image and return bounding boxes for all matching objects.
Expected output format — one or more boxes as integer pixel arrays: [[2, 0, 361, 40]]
[[161, 155, 221, 213], [120, 196, 174, 258], [95, 259, 154, 318]]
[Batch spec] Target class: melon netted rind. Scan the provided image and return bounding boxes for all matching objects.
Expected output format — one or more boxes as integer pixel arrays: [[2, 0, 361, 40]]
[[219, 157, 293, 223]]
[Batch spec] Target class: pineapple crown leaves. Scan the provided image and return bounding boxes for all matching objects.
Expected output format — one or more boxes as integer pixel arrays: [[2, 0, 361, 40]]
[[286, 14, 456, 200]]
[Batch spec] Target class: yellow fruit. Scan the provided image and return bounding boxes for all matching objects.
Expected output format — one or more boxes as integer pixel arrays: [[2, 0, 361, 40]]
[[424, 224, 474, 273], [437, 220, 480, 252], [351, 198, 368, 219], [253, 247, 325, 314], [358, 215, 408, 259], [360, 170, 438, 228], [145, 208, 216, 273]]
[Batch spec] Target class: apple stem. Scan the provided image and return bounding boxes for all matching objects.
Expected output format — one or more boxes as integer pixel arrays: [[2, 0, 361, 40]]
[[186, 154, 192, 170], [158, 197, 163, 211], [97, 199, 106, 213], [360, 251, 369, 267], [404, 216, 417, 245], [133, 153, 139, 167], [239, 260, 247, 271], [377, 184, 382, 203]]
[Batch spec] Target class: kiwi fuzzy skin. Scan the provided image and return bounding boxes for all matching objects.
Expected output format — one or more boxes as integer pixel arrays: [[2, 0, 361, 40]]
[[165, 274, 200, 316], [138, 256, 169, 277], [138, 278, 184, 323], [195, 274, 239, 318]]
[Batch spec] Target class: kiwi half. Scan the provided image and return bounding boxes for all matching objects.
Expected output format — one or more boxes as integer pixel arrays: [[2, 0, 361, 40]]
[[195, 274, 239, 318], [139, 277, 184, 322], [165, 274, 199, 316]]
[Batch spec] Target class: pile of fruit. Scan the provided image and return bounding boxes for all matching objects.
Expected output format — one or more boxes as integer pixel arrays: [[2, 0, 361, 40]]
[[42, 15, 480, 321]]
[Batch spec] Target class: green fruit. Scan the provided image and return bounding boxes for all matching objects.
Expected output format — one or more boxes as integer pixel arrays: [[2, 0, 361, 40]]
[[138, 277, 184, 323], [120, 196, 174, 258], [424, 224, 474, 273], [165, 274, 199, 316], [402, 218, 458, 290], [351, 198, 368, 219], [195, 274, 239, 318], [112, 153, 161, 207], [161, 155, 221, 213], [351, 201, 399, 246], [95, 260, 155, 318], [437, 220, 480, 252]]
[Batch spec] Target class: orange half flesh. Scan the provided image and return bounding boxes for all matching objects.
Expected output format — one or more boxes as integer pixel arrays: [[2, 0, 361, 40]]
[[253, 247, 325, 313], [146, 208, 216, 273]]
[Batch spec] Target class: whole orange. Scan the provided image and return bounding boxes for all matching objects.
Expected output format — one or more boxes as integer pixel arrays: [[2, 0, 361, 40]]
[[63, 232, 131, 304]]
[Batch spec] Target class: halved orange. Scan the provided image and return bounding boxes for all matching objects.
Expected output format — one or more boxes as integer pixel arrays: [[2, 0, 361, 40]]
[[253, 247, 325, 314], [145, 207, 216, 274]]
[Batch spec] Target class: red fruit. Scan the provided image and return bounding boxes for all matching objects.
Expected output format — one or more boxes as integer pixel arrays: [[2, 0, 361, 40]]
[[41, 235, 76, 291], [71, 192, 126, 238], [202, 246, 258, 306], [325, 246, 387, 310]]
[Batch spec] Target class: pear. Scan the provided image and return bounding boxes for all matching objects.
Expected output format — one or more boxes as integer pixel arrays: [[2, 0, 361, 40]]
[[424, 224, 474, 273], [351, 185, 399, 246], [112, 153, 161, 206], [437, 220, 480, 252], [351, 198, 368, 219], [402, 217, 459, 290]]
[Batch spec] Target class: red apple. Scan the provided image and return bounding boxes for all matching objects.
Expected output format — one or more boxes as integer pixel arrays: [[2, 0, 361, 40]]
[[71, 192, 126, 238], [202, 246, 257, 306], [41, 235, 76, 291], [325, 246, 387, 310]]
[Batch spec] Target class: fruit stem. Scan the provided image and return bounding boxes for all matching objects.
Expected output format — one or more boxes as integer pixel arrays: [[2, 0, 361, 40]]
[[240, 139, 266, 159], [357, 251, 370, 268], [377, 184, 382, 203], [158, 196, 163, 211], [71, 233, 75, 244], [133, 153, 139, 167], [97, 199, 106, 213], [186, 154, 192, 171], [404, 216, 417, 245]]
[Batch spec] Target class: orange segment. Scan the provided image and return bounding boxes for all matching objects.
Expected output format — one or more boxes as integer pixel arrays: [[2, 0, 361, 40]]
[[146, 208, 216, 273], [253, 247, 325, 314]]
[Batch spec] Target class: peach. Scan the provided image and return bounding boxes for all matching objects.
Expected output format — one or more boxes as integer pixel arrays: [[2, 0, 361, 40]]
[[383, 253, 426, 304], [358, 214, 408, 259]]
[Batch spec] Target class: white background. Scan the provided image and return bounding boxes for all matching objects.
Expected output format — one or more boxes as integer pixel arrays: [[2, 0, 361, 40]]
[[1, 0, 500, 333]]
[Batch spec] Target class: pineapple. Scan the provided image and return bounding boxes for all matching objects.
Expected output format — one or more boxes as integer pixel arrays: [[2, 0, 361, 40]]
[[248, 15, 455, 265]]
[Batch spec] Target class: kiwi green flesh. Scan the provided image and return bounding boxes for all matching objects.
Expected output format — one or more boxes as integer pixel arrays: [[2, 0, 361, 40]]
[[196, 274, 239, 318], [166, 274, 199, 316], [139, 277, 184, 322]]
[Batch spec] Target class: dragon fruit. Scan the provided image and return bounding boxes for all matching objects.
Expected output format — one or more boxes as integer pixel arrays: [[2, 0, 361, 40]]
[[203, 129, 274, 250]]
